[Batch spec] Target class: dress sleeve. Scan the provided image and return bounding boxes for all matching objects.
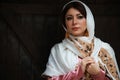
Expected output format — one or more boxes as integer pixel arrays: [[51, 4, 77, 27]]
[[47, 64, 84, 80]]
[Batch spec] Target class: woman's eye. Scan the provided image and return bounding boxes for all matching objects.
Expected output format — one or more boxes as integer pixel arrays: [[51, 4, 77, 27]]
[[66, 17, 73, 21], [78, 15, 84, 19]]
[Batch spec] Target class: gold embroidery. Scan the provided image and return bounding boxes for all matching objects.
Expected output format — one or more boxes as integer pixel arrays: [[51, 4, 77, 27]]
[[69, 37, 94, 58], [98, 48, 119, 80]]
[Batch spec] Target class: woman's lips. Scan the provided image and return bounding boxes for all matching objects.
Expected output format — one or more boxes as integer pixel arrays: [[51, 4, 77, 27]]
[[72, 27, 79, 31]]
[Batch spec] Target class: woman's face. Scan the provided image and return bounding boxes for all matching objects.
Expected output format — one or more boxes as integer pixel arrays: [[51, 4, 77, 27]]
[[65, 7, 87, 37]]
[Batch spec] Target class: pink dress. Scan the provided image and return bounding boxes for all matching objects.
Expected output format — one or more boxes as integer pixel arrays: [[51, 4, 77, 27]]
[[48, 58, 110, 80]]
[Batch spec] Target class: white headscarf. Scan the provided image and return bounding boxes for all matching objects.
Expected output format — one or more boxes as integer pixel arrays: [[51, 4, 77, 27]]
[[42, 0, 98, 76], [62, 0, 95, 43]]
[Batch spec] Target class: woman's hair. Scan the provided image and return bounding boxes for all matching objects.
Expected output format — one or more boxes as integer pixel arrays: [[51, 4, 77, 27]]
[[61, 1, 86, 28]]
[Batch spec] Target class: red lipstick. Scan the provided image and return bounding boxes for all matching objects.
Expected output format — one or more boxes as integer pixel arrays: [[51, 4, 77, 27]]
[[72, 27, 79, 31]]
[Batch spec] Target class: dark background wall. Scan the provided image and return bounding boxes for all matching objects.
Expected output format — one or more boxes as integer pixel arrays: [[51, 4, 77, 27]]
[[0, 0, 120, 80]]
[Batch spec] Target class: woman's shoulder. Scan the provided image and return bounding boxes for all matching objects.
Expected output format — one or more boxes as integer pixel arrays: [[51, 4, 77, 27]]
[[51, 40, 65, 52], [95, 37, 115, 55], [51, 38, 69, 48], [95, 37, 111, 47]]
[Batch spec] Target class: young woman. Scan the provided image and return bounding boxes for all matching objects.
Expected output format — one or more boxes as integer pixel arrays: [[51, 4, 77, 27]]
[[42, 0, 120, 80]]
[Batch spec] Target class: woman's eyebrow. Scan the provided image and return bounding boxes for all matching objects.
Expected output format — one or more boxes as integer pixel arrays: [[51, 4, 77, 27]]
[[65, 13, 82, 17], [76, 13, 83, 16]]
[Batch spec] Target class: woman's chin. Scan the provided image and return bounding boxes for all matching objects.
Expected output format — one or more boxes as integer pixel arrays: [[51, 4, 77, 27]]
[[72, 34, 82, 37], [71, 32, 83, 37]]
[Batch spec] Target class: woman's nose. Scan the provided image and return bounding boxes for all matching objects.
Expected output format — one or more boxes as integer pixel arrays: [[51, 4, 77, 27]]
[[73, 17, 77, 25]]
